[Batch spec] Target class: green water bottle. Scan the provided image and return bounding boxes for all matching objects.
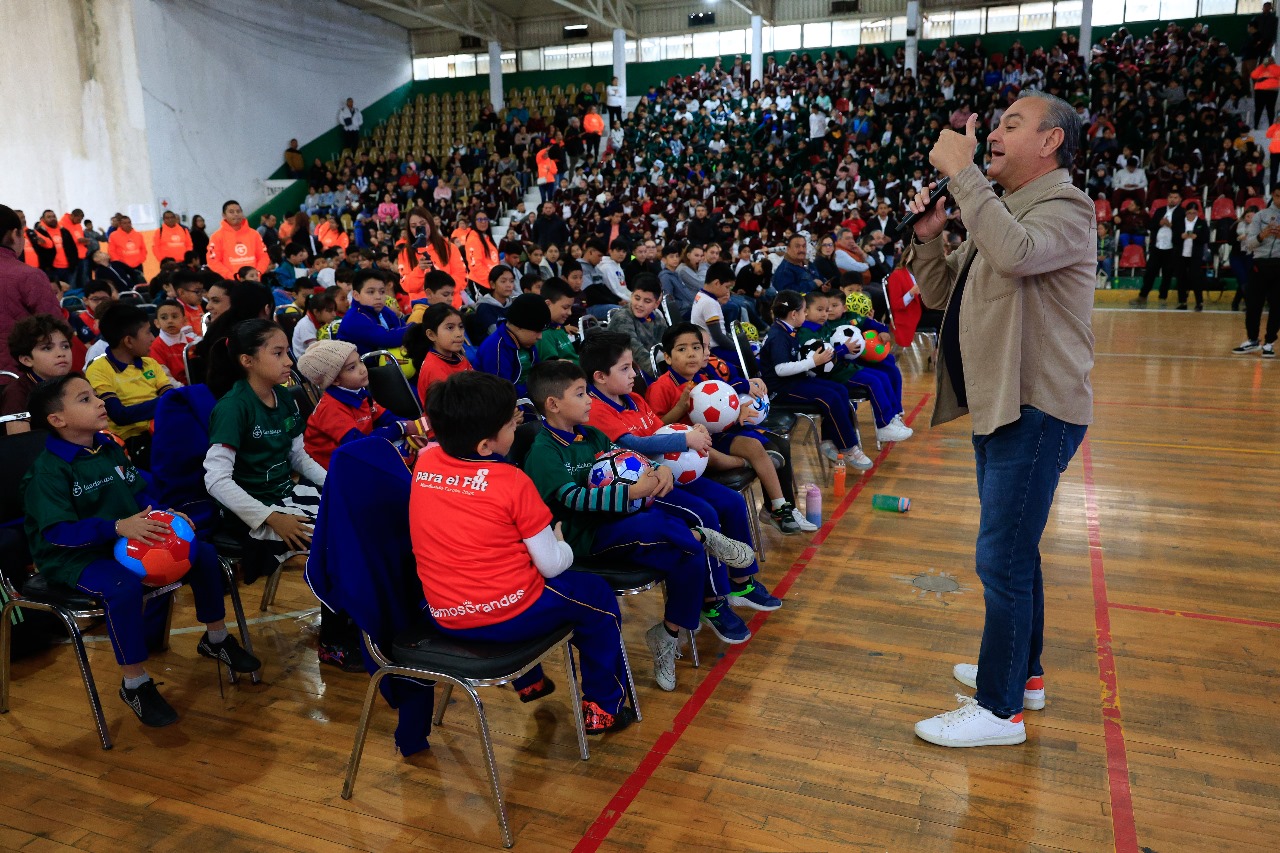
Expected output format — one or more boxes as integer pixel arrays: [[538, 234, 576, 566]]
[[872, 494, 910, 513]]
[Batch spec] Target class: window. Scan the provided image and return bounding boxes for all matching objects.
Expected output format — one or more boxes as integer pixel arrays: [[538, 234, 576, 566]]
[[501, 51, 516, 74], [773, 24, 801, 51], [566, 43, 592, 68], [831, 18, 861, 46], [720, 28, 746, 55], [1124, 0, 1160, 20], [1054, 0, 1083, 26], [639, 37, 660, 63], [592, 40, 613, 66], [662, 34, 692, 60], [477, 53, 488, 75], [890, 16, 907, 40], [520, 49, 541, 72], [986, 5, 1020, 31], [1200, 0, 1234, 12], [924, 12, 954, 39], [1020, 1, 1054, 29], [625, 39, 637, 62], [803, 22, 832, 48], [693, 31, 720, 58], [1236, 0, 1264, 11], [954, 9, 984, 34], [861, 18, 889, 44], [1091, 0, 1124, 23], [454, 54, 476, 77], [412, 57, 432, 80], [544, 45, 568, 70], [430, 56, 451, 79]]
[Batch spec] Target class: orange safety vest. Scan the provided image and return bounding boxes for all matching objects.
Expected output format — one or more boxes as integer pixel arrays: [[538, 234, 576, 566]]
[[316, 221, 350, 251], [583, 112, 604, 134], [59, 214, 84, 260], [207, 220, 269, 278], [1269, 123, 1280, 154], [22, 233, 40, 268], [40, 224, 70, 268], [536, 149, 558, 184], [1253, 63, 1280, 92], [108, 228, 148, 268], [153, 223, 194, 262]]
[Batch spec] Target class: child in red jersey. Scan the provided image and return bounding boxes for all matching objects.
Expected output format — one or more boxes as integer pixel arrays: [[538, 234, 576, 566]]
[[406, 303, 472, 405], [297, 340, 427, 470], [149, 299, 200, 385]]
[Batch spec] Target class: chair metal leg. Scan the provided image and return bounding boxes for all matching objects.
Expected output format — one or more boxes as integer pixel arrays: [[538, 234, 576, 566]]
[[221, 560, 260, 684], [686, 627, 700, 668], [160, 592, 176, 652], [0, 600, 16, 714], [616, 630, 641, 721], [561, 640, 590, 761], [341, 668, 389, 799], [463, 682, 515, 848], [742, 482, 766, 564], [259, 565, 283, 612], [798, 414, 828, 477], [434, 682, 452, 725], [59, 608, 112, 750]]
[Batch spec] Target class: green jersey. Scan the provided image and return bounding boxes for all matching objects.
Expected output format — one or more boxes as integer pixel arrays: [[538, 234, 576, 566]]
[[207, 379, 304, 505], [536, 326, 579, 365], [522, 425, 631, 557], [23, 435, 148, 586]]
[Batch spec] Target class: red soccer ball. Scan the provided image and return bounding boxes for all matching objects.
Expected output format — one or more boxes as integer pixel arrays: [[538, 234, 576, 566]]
[[861, 329, 891, 362]]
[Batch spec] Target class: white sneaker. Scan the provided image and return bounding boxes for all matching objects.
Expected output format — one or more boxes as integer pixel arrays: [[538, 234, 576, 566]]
[[890, 414, 914, 436], [819, 440, 841, 462], [914, 694, 1027, 747], [791, 507, 819, 532], [952, 663, 1046, 711], [645, 623, 680, 692], [875, 420, 913, 443], [694, 526, 756, 569], [844, 446, 875, 470]]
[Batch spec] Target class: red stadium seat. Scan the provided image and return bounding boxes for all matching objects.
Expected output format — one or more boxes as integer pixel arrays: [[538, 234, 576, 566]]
[[1210, 195, 1237, 221], [1149, 198, 1168, 217], [1119, 244, 1146, 272], [1244, 196, 1267, 212], [1094, 198, 1112, 220]]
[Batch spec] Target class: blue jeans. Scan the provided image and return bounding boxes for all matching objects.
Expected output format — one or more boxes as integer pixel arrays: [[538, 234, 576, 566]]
[[972, 407, 1086, 717]]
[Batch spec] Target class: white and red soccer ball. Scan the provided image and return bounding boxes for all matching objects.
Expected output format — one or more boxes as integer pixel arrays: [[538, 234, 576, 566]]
[[688, 380, 740, 433], [652, 424, 708, 485], [589, 448, 655, 512], [828, 324, 865, 359], [738, 393, 770, 426]]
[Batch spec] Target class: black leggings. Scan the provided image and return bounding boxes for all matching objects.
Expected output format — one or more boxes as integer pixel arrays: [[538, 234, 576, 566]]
[[607, 105, 622, 125], [1255, 90, 1277, 128]]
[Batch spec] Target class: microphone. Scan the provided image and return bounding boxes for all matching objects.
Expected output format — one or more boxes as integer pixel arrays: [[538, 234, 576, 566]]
[[889, 177, 950, 241]]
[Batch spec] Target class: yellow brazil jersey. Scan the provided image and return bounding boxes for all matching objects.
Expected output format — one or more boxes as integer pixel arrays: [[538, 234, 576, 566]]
[[85, 353, 173, 440]]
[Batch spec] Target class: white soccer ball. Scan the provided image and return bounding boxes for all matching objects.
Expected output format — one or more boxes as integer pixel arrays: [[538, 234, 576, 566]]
[[688, 380, 741, 434], [652, 424, 708, 485], [738, 393, 770, 426], [829, 324, 865, 359]]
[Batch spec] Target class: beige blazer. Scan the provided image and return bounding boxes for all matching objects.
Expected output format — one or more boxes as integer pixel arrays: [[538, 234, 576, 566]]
[[910, 165, 1096, 435]]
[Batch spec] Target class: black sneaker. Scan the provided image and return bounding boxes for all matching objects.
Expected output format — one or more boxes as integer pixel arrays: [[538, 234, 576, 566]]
[[318, 643, 366, 672], [1194, 303, 1203, 312], [1264, 344, 1276, 359], [516, 676, 557, 703], [1176, 303, 1188, 310], [1232, 340, 1261, 355], [764, 503, 802, 535], [120, 679, 179, 727], [197, 632, 262, 673], [582, 701, 637, 734]]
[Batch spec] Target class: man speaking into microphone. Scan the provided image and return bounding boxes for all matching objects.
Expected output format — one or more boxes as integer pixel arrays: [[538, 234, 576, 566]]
[[907, 91, 1095, 748]]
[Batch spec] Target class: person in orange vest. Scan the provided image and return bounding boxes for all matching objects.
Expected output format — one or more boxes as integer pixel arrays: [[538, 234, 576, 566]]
[[1268, 120, 1280, 190], [1253, 56, 1280, 129], [33, 209, 82, 286], [107, 215, 148, 285], [315, 215, 351, 252], [464, 213, 500, 296], [536, 144, 560, 205], [396, 206, 467, 306], [153, 209, 194, 264], [60, 209, 91, 290], [206, 199, 270, 279], [14, 210, 43, 269], [582, 106, 604, 164]]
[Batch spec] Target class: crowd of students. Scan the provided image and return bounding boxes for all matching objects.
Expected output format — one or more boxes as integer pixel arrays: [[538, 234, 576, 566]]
[[5, 13, 1280, 742]]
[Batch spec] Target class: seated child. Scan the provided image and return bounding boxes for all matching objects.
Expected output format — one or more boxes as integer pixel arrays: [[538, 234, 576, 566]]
[[520, 272, 543, 296], [646, 323, 814, 532], [798, 292, 912, 444], [522, 361, 755, 692], [761, 291, 873, 470], [475, 264, 516, 337], [406, 303, 472, 403], [606, 273, 669, 380], [149, 299, 201, 386], [535, 278, 580, 364], [85, 303, 173, 469], [202, 320, 357, 669], [23, 374, 259, 727], [410, 371, 635, 734], [417, 269, 457, 308], [336, 269, 420, 354], [3, 313, 76, 434], [826, 287, 911, 441], [582, 332, 782, 610], [297, 340, 427, 470], [273, 242, 309, 298], [69, 280, 113, 347], [292, 291, 338, 357], [474, 293, 548, 398], [690, 261, 739, 364]]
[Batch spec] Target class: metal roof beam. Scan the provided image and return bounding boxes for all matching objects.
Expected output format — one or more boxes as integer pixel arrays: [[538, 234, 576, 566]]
[[359, 0, 515, 44]]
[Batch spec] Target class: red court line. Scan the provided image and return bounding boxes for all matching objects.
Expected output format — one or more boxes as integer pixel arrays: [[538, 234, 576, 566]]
[[573, 394, 931, 853], [1081, 438, 1141, 853], [1109, 602, 1280, 631]]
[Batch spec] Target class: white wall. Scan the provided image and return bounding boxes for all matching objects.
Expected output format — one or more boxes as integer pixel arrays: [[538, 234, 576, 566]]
[[0, 0, 155, 227], [131, 0, 411, 224]]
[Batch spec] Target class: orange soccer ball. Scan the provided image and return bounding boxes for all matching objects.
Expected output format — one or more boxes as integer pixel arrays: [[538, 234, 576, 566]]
[[861, 330, 891, 362]]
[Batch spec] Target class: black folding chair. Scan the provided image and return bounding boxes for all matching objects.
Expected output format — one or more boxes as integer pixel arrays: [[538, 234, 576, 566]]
[[362, 350, 422, 419]]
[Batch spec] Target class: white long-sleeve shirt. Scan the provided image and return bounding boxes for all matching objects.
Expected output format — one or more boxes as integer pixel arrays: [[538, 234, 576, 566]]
[[204, 438, 327, 530]]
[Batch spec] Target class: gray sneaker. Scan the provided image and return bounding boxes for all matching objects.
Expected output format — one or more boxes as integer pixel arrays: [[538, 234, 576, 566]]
[[695, 526, 756, 568], [644, 623, 680, 691]]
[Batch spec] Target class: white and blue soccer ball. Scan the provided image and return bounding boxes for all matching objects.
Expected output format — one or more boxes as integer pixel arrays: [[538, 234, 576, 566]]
[[738, 393, 770, 426], [589, 449, 655, 512]]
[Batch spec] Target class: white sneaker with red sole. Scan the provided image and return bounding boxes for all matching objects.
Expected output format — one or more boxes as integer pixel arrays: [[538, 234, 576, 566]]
[[952, 663, 1045, 710], [914, 694, 1027, 747]]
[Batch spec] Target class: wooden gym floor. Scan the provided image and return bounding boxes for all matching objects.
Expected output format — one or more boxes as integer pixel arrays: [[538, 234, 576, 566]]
[[2, 307, 1277, 852]]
